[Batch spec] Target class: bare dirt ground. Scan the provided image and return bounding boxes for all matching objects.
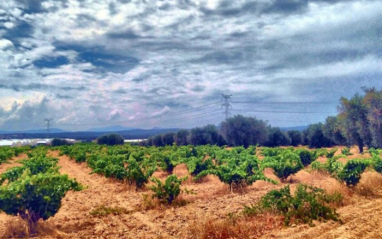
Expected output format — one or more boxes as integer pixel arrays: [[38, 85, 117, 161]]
[[1, 147, 382, 239]]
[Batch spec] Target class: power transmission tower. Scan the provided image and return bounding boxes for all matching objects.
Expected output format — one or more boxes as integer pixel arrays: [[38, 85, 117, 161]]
[[44, 119, 53, 136], [221, 94, 232, 120]]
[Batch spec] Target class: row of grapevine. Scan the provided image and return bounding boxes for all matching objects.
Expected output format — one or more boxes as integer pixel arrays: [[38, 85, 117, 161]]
[[0, 151, 82, 235], [311, 147, 382, 185], [57, 144, 382, 192], [57, 144, 310, 191], [0, 146, 30, 165]]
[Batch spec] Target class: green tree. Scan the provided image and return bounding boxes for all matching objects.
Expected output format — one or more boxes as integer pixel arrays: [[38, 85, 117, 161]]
[[287, 130, 303, 146], [304, 123, 333, 148], [363, 88, 382, 148], [97, 134, 125, 145], [322, 116, 348, 146], [161, 132, 176, 146], [338, 94, 371, 153], [265, 127, 291, 147], [220, 115, 268, 148], [188, 125, 219, 145], [51, 138, 71, 146], [175, 130, 190, 146]]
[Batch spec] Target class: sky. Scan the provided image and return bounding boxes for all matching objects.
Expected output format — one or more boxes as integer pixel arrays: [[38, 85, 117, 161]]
[[0, 0, 381, 131]]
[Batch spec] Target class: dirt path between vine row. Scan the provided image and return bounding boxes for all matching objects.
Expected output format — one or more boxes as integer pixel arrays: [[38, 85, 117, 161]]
[[2, 149, 382, 239], [45, 151, 283, 238], [49, 150, 382, 239]]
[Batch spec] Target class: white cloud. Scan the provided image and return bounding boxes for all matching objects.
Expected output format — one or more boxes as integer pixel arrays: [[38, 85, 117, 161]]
[[0, 0, 381, 130], [0, 39, 13, 49]]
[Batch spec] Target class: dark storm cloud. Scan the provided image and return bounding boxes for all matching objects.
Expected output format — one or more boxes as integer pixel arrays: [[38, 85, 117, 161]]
[[113, 89, 127, 94], [191, 85, 205, 92], [14, 0, 68, 13], [0, 0, 381, 130], [15, 0, 47, 14], [106, 30, 142, 40], [56, 94, 73, 99], [54, 42, 140, 73], [132, 78, 145, 83], [190, 51, 244, 65], [33, 56, 70, 68], [78, 51, 139, 73], [199, 0, 351, 18], [2, 21, 34, 42], [0, 83, 86, 92]]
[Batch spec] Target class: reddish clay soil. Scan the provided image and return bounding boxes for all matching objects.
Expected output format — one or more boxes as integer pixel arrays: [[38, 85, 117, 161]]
[[1, 147, 382, 239]]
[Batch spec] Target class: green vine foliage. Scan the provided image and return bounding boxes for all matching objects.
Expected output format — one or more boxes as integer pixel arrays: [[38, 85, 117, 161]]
[[185, 156, 213, 177], [243, 184, 341, 226], [266, 151, 304, 182], [196, 155, 275, 191], [126, 158, 156, 189], [337, 159, 370, 186], [296, 149, 317, 166], [0, 156, 59, 184], [149, 175, 186, 204], [0, 156, 82, 234]]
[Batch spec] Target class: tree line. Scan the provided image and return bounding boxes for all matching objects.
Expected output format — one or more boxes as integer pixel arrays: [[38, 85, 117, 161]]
[[144, 87, 382, 152]]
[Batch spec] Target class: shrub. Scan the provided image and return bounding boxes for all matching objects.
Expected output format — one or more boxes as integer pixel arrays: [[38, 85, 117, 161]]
[[149, 175, 186, 204], [373, 158, 382, 173], [325, 148, 338, 158], [126, 158, 156, 189], [297, 149, 315, 166], [0, 157, 82, 235], [337, 159, 370, 186], [324, 156, 344, 177], [243, 184, 341, 226], [267, 151, 304, 182], [197, 156, 275, 191], [341, 147, 352, 156], [185, 156, 213, 177]]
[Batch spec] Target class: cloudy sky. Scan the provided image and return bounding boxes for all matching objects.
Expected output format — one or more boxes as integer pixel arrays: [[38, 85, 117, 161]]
[[0, 0, 381, 131]]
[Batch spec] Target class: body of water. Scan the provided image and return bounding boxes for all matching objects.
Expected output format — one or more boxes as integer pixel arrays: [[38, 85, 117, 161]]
[[0, 138, 75, 146]]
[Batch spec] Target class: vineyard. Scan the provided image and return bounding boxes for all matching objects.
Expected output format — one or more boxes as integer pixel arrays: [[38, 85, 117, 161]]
[[1, 144, 382, 238]]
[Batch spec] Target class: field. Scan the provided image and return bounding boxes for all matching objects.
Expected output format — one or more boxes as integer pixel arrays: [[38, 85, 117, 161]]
[[1, 145, 382, 239]]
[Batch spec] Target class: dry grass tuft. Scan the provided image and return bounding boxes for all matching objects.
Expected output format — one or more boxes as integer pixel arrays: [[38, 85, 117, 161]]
[[152, 170, 168, 180], [173, 163, 190, 178], [90, 205, 132, 217], [354, 171, 382, 198], [137, 193, 161, 211], [1, 217, 63, 239], [292, 170, 351, 206], [2, 217, 28, 238], [188, 214, 283, 239], [263, 168, 280, 183]]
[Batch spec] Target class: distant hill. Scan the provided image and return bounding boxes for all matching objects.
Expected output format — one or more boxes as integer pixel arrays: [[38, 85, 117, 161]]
[[87, 125, 134, 132], [24, 128, 68, 134], [0, 128, 181, 141], [0, 128, 68, 134]]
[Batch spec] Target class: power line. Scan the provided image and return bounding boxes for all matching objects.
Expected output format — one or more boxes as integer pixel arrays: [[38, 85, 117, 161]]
[[55, 102, 221, 127], [232, 101, 337, 104], [232, 109, 337, 114]]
